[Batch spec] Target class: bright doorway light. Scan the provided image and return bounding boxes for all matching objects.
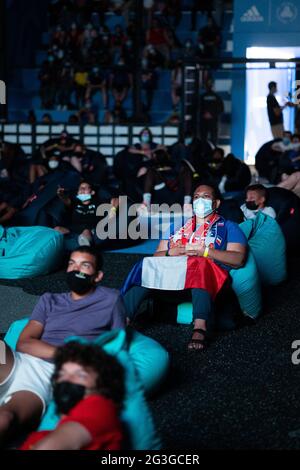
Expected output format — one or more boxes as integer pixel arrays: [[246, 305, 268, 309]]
[[244, 47, 300, 165]]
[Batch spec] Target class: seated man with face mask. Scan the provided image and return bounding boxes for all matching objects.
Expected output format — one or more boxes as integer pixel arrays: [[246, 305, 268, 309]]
[[123, 184, 247, 351], [0, 247, 126, 447], [240, 184, 276, 221]]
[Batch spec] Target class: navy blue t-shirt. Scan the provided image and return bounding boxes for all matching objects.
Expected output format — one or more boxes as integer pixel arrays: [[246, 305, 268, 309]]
[[162, 216, 247, 271]]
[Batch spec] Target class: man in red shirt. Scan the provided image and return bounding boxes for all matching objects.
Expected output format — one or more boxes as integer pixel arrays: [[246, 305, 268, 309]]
[[20, 342, 124, 450]]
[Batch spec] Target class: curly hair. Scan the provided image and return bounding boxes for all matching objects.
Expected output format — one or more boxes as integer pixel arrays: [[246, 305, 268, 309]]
[[52, 341, 125, 410]]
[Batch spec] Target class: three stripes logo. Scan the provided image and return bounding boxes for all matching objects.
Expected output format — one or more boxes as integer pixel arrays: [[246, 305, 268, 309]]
[[240, 5, 264, 22]]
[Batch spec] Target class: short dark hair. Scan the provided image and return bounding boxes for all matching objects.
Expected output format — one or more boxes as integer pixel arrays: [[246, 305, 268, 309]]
[[52, 341, 125, 410], [139, 127, 153, 141], [213, 147, 225, 159], [268, 81, 277, 90], [153, 148, 171, 166], [246, 184, 267, 200], [70, 246, 104, 271], [194, 183, 221, 200], [78, 180, 93, 189]]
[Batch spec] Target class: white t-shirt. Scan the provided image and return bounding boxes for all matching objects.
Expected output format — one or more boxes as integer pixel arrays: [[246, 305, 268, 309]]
[[240, 204, 276, 220]]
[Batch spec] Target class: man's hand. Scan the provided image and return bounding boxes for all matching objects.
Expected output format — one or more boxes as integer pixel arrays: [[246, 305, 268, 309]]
[[57, 186, 67, 199], [185, 242, 205, 257], [110, 197, 119, 209], [168, 246, 186, 256], [57, 186, 71, 206], [137, 166, 148, 178]]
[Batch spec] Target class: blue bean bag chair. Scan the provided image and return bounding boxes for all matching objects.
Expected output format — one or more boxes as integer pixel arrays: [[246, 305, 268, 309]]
[[239, 212, 287, 285], [229, 249, 262, 319], [176, 248, 262, 324], [4, 318, 168, 450], [0, 225, 64, 279]]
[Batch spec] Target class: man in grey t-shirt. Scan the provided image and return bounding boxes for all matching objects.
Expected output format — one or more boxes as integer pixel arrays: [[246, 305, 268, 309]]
[[0, 246, 126, 446]]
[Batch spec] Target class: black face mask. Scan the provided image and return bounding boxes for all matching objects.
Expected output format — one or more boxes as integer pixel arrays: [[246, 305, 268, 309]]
[[53, 381, 85, 414], [66, 271, 94, 295], [245, 201, 259, 211]]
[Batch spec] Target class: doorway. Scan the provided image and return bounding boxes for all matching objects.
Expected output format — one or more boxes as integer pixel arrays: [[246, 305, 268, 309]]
[[244, 46, 300, 164]]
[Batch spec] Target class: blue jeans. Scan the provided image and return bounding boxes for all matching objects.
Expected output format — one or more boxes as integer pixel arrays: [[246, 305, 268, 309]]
[[123, 286, 214, 330]]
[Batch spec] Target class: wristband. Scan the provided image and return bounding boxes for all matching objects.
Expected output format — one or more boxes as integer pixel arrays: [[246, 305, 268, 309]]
[[110, 206, 117, 213], [203, 247, 209, 258]]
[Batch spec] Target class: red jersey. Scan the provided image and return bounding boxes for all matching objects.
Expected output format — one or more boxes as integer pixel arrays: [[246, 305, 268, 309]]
[[20, 394, 123, 450]]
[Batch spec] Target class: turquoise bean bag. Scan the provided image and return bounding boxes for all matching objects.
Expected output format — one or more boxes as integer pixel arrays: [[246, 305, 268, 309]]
[[229, 249, 262, 319], [239, 212, 287, 285], [176, 248, 262, 323], [0, 226, 64, 279], [4, 318, 168, 450]]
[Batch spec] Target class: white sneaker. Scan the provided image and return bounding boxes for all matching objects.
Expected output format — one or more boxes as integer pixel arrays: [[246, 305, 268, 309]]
[[78, 235, 91, 246]]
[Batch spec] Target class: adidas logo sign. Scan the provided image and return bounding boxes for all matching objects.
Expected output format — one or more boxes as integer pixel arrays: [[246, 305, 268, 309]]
[[240, 5, 264, 22]]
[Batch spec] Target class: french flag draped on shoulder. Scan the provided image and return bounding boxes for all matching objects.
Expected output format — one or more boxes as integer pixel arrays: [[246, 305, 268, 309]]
[[121, 256, 228, 300]]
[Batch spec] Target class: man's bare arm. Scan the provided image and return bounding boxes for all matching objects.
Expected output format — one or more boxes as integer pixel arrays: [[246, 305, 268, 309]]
[[32, 422, 92, 450], [16, 320, 57, 360]]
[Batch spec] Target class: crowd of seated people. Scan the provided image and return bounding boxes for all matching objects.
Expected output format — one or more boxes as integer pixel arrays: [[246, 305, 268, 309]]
[[2, 123, 300, 231], [1, 115, 300, 449], [1, 123, 300, 232], [37, 0, 226, 125]]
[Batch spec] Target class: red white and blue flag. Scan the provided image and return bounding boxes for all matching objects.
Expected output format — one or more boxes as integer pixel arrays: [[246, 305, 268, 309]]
[[121, 256, 228, 299]]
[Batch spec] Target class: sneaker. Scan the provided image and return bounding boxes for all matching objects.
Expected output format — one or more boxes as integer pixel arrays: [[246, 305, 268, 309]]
[[78, 234, 91, 246]]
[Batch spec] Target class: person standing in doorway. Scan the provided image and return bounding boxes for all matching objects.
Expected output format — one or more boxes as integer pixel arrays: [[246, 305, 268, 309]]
[[199, 78, 224, 146], [267, 81, 290, 139]]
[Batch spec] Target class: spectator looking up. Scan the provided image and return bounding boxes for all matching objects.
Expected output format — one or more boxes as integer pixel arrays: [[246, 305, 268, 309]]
[[198, 15, 221, 58], [123, 184, 247, 351], [0, 247, 126, 446], [55, 181, 102, 246], [240, 184, 276, 220], [110, 57, 132, 105], [199, 78, 224, 145], [20, 342, 125, 450]]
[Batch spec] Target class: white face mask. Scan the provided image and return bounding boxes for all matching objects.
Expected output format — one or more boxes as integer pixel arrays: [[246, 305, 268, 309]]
[[193, 197, 214, 218], [77, 193, 92, 202], [49, 160, 59, 169]]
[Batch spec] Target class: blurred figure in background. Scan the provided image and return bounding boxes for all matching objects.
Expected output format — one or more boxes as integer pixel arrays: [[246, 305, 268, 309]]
[[267, 81, 291, 139], [199, 78, 224, 145]]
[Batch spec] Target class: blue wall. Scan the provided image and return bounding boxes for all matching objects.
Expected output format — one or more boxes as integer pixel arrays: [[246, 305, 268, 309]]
[[232, 0, 300, 158]]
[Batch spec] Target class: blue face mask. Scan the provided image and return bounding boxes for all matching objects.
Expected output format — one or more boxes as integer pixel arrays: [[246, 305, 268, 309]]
[[77, 193, 92, 202], [185, 137, 193, 146], [283, 137, 290, 146], [193, 197, 214, 218], [140, 133, 150, 144]]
